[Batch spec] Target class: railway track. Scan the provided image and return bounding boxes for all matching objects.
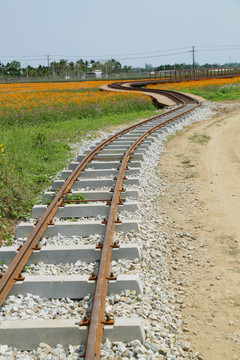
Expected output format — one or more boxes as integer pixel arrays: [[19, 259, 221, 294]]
[[0, 81, 201, 359]]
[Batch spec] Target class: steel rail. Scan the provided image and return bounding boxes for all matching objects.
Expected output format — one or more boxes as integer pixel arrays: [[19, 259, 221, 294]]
[[0, 84, 192, 307], [84, 86, 200, 359]]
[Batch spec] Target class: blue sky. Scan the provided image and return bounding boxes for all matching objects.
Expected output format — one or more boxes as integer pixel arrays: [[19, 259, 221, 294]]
[[1, 0, 240, 67]]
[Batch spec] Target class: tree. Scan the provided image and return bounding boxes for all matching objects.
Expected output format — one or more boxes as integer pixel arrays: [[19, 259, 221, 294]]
[[58, 59, 68, 76], [102, 59, 121, 74], [5, 61, 21, 77], [76, 59, 88, 73], [0, 62, 4, 75], [37, 64, 48, 77]]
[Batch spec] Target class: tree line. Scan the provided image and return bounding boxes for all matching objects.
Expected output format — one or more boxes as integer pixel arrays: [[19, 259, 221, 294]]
[[0, 59, 130, 78], [0, 58, 239, 78]]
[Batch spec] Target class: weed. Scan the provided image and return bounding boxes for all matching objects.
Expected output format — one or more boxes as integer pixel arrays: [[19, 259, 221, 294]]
[[175, 153, 183, 158], [217, 235, 235, 244], [184, 171, 198, 179], [33, 132, 47, 148], [23, 265, 31, 272], [166, 130, 181, 142], [0, 222, 12, 246], [227, 245, 239, 256], [67, 193, 88, 203], [181, 158, 195, 168], [0, 144, 6, 163], [233, 297, 240, 307], [207, 117, 227, 128], [45, 198, 52, 205], [3, 238, 13, 246], [188, 133, 210, 145]]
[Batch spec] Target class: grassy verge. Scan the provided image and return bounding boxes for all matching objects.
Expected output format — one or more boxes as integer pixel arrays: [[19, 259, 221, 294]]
[[147, 77, 240, 102], [182, 84, 240, 101], [0, 107, 158, 245]]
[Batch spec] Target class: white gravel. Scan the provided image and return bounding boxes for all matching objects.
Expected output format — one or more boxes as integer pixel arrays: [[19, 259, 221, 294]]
[[0, 103, 214, 359]]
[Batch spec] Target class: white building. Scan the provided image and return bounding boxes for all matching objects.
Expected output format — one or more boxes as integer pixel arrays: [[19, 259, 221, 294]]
[[94, 70, 102, 78]]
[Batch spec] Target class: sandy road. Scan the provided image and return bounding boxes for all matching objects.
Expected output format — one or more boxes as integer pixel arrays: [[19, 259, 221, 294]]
[[158, 101, 240, 360]]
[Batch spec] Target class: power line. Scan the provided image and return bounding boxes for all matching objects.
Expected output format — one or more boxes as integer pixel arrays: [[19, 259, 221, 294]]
[[114, 51, 190, 61], [50, 46, 191, 59], [197, 44, 240, 48], [0, 46, 196, 63], [1, 45, 240, 65], [198, 47, 240, 52]]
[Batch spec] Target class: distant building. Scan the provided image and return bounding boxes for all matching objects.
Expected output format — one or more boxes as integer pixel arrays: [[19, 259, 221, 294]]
[[94, 70, 102, 78], [82, 71, 103, 79]]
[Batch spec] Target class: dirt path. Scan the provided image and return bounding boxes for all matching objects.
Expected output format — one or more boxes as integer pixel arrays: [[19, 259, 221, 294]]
[[158, 101, 240, 360]]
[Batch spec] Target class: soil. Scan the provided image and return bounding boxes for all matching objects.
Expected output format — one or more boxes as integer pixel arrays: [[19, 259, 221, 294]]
[[157, 101, 240, 360]]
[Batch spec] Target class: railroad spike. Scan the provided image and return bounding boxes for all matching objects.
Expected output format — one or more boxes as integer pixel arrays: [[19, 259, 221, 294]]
[[89, 272, 97, 281], [102, 314, 114, 325], [48, 219, 55, 226], [111, 242, 120, 249], [14, 273, 25, 282], [115, 216, 122, 224], [32, 245, 41, 251], [96, 242, 103, 249], [76, 316, 90, 327], [107, 272, 117, 281]]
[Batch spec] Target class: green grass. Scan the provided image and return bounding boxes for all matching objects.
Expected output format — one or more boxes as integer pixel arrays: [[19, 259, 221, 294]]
[[181, 83, 240, 101], [166, 130, 182, 142], [183, 171, 198, 179], [188, 133, 210, 145], [0, 107, 158, 244], [181, 158, 195, 168], [227, 245, 240, 256]]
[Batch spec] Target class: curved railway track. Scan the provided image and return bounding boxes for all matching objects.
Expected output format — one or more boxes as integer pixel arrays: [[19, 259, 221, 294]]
[[0, 81, 201, 359]]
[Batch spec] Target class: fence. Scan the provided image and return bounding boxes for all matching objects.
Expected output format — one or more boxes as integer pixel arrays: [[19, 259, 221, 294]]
[[1, 67, 240, 84]]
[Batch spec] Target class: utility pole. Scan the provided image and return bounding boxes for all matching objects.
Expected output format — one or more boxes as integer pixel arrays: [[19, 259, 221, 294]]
[[47, 55, 50, 82], [25, 64, 29, 78], [192, 46, 195, 70]]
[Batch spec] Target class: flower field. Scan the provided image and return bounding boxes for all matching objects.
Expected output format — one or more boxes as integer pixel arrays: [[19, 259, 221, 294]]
[[147, 77, 240, 101], [0, 80, 158, 243], [0, 81, 154, 126]]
